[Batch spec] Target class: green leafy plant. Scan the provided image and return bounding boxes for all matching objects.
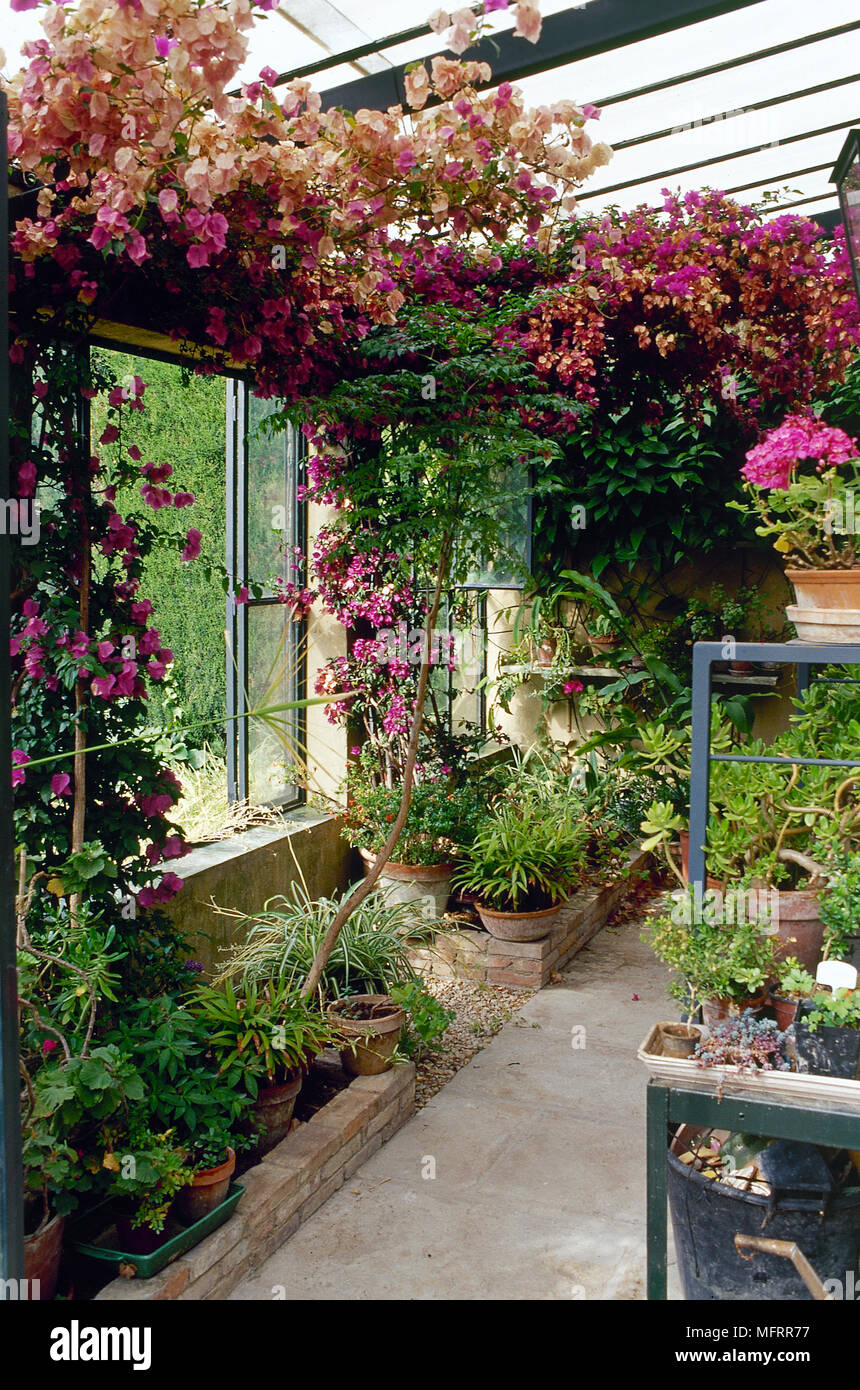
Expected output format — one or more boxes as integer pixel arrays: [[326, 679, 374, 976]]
[[389, 979, 455, 1058], [453, 797, 589, 913], [775, 958, 816, 1000], [212, 882, 430, 1003], [100, 1123, 195, 1233], [193, 977, 335, 1096], [644, 898, 777, 1015], [802, 989, 860, 1032], [343, 755, 483, 865], [817, 849, 860, 961]]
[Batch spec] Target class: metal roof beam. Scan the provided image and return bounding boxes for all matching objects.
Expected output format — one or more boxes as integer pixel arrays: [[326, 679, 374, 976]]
[[592, 21, 860, 110], [319, 0, 768, 113], [612, 72, 860, 153], [575, 115, 860, 201]]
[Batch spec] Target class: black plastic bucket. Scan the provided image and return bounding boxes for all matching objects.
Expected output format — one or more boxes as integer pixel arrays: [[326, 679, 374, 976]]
[[668, 1148, 860, 1300]]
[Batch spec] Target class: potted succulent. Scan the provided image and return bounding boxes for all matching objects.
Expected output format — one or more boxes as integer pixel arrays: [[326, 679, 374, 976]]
[[644, 894, 778, 1024], [452, 798, 588, 942], [729, 413, 860, 640], [344, 756, 483, 921], [194, 978, 335, 1153], [584, 610, 621, 658]]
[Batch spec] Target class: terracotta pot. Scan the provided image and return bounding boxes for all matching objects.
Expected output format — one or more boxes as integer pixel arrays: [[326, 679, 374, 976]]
[[475, 899, 563, 942], [785, 567, 860, 641], [358, 849, 454, 922], [23, 1210, 64, 1301], [175, 1146, 235, 1225], [536, 638, 557, 667], [678, 831, 725, 892], [769, 990, 800, 1032], [658, 1022, 702, 1058], [771, 888, 823, 973], [328, 993, 405, 1076], [252, 1074, 302, 1154], [729, 661, 755, 675], [587, 633, 619, 657], [786, 567, 860, 611], [701, 992, 768, 1027]]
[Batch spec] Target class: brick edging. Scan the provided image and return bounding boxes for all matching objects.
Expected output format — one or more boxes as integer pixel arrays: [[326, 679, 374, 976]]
[[95, 1062, 416, 1301]]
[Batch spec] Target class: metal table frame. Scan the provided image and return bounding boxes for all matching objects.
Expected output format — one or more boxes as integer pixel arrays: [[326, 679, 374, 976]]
[[647, 640, 860, 1300]]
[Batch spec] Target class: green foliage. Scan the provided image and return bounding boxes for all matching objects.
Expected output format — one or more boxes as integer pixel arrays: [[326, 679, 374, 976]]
[[104, 993, 253, 1147], [818, 849, 860, 961], [389, 979, 455, 1058], [803, 989, 860, 1033], [776, 958, 816, 999], [91, 351, 227, 749], [644, 902, 777, 1014], [342, 756, 483, 864], [193, 977, 335, 1094], [101, 1124, 195, 1232], [453, 797, 589, 912]]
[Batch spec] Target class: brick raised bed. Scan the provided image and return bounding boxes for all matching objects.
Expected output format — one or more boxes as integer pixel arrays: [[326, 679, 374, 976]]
[[95, 1062, 415, 1302], [409, 848, 650, 990]]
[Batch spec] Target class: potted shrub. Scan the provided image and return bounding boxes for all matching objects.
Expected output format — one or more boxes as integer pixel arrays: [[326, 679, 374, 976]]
[[729, 414, 860, 640], [99, 1124, 195, 1255], [175, 1125, 238, 1224], [644, 893, 778, 1023], [21, 1111, 80, 1300], [793, 988, 860, 1079], [452, 798, 588, 942], [104, 991, 253, 1216], [769, 957, 817, 1031], [194, 978, 335, 1153]]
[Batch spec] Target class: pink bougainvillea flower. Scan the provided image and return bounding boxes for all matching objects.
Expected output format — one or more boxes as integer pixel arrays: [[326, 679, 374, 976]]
[[513, 0, 542, 43], [12, 750, 31, 788], [582, 104, 602, 121], [181, 528, 202, 562], [234, 586, 249, 605], [50, 772, 71, 797], [40, 1039, 58, 1055], [18, 460, 37, 496], [90, 674, 116, 699]]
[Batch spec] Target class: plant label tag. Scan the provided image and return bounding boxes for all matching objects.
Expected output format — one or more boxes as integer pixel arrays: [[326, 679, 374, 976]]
[[816, 961, 858, 992]]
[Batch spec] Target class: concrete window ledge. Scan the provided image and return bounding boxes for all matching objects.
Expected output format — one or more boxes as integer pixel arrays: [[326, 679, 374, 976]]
[[95, 1062, 416, 1302]]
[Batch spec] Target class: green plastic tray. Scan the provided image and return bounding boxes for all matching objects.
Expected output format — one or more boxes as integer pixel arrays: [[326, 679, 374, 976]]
[[68, 1182, 245, 1279]]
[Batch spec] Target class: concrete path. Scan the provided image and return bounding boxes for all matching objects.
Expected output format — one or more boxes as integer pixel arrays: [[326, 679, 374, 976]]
[[230, 912, 681, 1300]]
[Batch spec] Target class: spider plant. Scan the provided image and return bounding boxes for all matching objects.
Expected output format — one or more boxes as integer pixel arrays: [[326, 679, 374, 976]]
[[211, 881, 432, 1005]]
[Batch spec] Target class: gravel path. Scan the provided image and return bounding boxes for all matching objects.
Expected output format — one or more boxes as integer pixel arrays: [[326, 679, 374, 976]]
[[413, 978, 535, 1108]]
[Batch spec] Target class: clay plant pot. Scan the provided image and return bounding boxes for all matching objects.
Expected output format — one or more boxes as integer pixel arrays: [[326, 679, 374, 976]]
[[252, 1073, 302, 1154], [586, 632, 619, 658], [175, 1147, 236, 1225], [677, 831, 725, 892], [536, 638, 557, 667], [328, 994, 405, 1076], [475, 899, 564, 943], [769, 989, 800, 1032], [771, 888, 823, 973], [359, 848, 454, 922], [658, 1022, 702, 1058], [23, 1210, 64, 1301], [701, 991, 768, 1027], [785, 567, 860, 642]]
